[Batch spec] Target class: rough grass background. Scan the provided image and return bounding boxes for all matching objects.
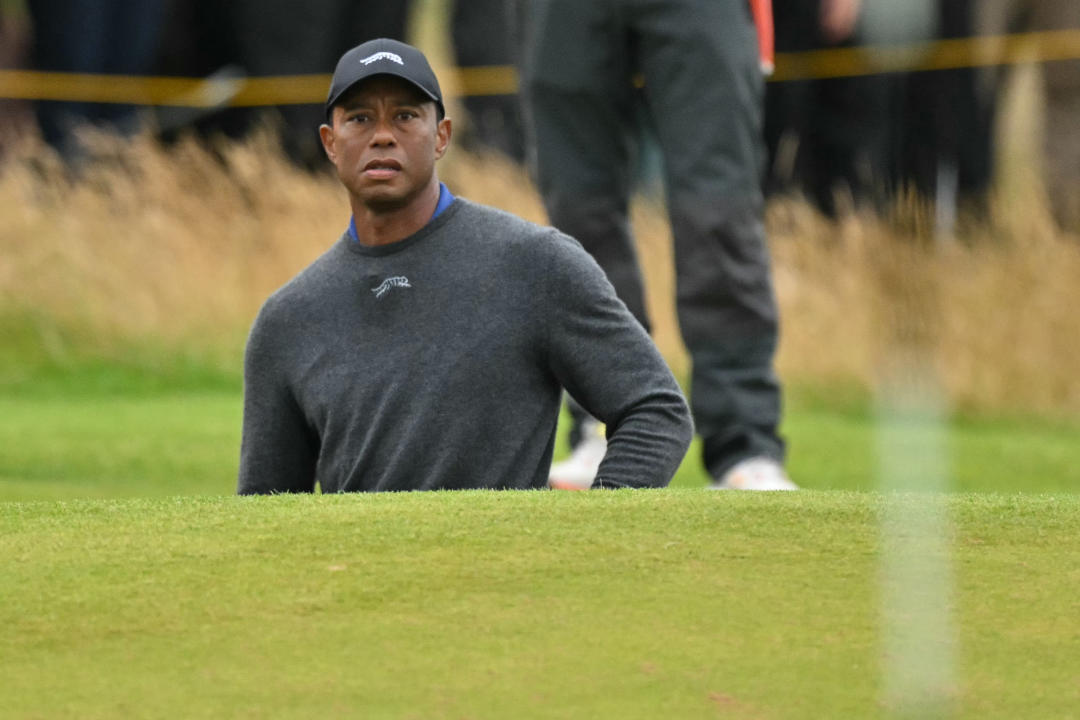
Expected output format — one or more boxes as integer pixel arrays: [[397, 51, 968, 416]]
[[1, 59, 1078, 416], [2, 133, 1078, 417]]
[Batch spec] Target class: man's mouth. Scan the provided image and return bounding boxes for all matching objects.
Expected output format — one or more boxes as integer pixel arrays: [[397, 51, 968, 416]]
[[363, 159, 402, 179]]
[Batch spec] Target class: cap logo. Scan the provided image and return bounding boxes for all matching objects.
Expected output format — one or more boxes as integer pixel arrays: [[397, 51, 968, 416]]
[[360, 51, 404, 66]]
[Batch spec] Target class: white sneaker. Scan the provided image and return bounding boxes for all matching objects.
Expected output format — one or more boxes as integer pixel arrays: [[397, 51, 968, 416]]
[[548, 419, 606, 490], [710, 457, 798, 491]]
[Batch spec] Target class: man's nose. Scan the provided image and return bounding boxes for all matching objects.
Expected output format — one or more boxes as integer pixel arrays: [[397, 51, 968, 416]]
[[370, 116, 396, 146]]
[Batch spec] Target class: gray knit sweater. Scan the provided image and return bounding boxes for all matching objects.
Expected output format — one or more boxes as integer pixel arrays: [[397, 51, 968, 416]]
[[237, 198, 692, 493]]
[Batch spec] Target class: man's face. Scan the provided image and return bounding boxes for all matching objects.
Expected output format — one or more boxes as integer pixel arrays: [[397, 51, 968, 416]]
[[320, 76, 451, 212]]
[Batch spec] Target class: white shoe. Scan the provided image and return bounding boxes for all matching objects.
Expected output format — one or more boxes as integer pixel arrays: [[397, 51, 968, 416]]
[[710, 457, 798, 491], [548, 419, 606, 490]]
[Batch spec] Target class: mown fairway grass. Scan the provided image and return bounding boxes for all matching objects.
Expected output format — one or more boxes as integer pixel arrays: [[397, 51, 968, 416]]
[[2, 380, 1079, 500], [2, 491, 1077, 719], [0, 392, 240, 500]]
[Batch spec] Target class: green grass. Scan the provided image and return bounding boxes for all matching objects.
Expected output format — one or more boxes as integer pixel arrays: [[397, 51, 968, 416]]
[[1, 491, 1077, 719], [0, 313, 242, 399], [2, 382, 1079, 500], [0, 393, 241, 499], [2, 360, 1078, 717]]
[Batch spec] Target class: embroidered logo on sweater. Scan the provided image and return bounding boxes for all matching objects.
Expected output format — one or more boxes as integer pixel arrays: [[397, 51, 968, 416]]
[[361, 51, 404, 66], [372, 276, 412, 299]]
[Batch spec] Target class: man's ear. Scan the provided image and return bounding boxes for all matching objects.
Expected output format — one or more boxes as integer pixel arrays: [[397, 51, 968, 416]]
[[434, 117, 452, 160], [319, 123, 336, 162]]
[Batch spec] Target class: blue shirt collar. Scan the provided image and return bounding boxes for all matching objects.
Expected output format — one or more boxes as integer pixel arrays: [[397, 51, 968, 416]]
[[348, 182, 454, 243]]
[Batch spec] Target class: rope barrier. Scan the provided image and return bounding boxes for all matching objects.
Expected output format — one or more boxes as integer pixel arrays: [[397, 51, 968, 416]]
[[0, 28, 1076, 107], [771, 28, 1080, 81]]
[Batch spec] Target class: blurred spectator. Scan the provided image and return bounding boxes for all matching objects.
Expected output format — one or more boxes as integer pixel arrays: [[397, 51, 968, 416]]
[[889, 0, 994, 228], [0, 2, 35, 154], [976, 0, 1080, 232], [768, 0, 1077, 232], [26, 0, 166, 160], [154, 0, 412, 170], [450, 0, 524, 162], [230, 0, 412, 169], [764, 0, 892, 216], [766, 0, 997, 227], [152, 0, 251, 145]]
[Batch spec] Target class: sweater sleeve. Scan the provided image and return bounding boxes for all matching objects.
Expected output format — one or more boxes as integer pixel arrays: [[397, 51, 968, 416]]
[[237, 299, 319, 495], [541, 232, 693, 488]]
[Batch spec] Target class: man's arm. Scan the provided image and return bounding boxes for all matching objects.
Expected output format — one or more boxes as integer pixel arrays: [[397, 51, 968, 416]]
[[541, 232, 693, 489], [237, 303, 318, 495]]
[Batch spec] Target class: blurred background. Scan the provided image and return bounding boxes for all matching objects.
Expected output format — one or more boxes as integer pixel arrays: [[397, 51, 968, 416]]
[[0, 0, 1078, 497]]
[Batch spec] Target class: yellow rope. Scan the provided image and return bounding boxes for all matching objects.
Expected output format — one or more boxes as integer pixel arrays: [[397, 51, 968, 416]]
[[0, 29, 1076, 106], [771, 28, 1080, 81]]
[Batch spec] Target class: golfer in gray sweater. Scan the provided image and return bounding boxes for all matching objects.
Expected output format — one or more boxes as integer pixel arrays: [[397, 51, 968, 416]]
[[237, 39, 692, 494]]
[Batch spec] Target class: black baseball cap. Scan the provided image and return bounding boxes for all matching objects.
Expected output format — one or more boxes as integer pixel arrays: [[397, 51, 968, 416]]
[[325, 38, 444, 121]]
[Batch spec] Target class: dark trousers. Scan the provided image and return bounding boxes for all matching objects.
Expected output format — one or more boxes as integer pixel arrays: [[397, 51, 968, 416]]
[[27, 0, 166, 154], [451, 0, 525, 161], [891, 0, 993, 211], [764, 0, 892, 215], [230, 0, 411, 168], [523, 0, 783, 477]]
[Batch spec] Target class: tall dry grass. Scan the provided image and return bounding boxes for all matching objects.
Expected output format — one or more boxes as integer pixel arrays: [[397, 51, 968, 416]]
[[766, 196, 1080, 416], [1, 130, 1078, 416], [1, 131, 343, 359]]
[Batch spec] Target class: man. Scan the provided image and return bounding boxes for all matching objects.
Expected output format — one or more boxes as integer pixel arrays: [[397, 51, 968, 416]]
[[237, 39, 692, 494], [522, 1, 796, 490]]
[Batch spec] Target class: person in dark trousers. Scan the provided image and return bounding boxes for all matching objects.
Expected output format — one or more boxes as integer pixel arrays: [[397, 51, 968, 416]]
[[154, 0, 414, 168], [450, 0, 525, 161], [888, 0, 994, 228], [26, 0, 166, 160], [229, 0, 412, 169], [765, 0, 892, 216], [522, 0, 795, 490], [238, 39, 692, 494]]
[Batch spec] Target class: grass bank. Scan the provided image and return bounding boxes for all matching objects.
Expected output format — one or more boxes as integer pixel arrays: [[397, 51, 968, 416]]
[[2, 491, 1077, 719]]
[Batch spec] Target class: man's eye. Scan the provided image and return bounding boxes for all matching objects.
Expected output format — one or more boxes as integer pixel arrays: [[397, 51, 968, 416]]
[[397, 111, 417, 121]]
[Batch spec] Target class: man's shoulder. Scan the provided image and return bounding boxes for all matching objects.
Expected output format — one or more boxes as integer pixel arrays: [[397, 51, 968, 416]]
[[451, 198, 555, 241], [450, 198, 591, 262]]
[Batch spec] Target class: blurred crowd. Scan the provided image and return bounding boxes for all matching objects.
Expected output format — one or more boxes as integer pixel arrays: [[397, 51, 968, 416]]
[[0, 0, 523, 168], [0, 0, 1077, 230], [766, 0, 1079, 231]]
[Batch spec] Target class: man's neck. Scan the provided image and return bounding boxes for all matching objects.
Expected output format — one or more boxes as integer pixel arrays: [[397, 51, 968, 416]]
[[349, 179, 441, 247]]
